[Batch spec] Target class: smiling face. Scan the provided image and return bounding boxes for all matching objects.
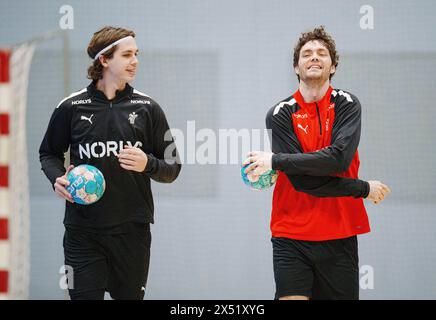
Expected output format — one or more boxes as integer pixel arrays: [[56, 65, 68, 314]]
[[100, 37, 139, 83], [294, 40, 335, 84]]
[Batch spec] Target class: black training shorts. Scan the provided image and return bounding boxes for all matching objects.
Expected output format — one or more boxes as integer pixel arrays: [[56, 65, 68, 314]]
[[63, 222, 151, 300], [272, 235, 359, 300]]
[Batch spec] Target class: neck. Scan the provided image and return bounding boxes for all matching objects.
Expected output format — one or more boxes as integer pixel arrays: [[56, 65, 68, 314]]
[[298, 79, 330, 103], [96, 76, 126, 100]]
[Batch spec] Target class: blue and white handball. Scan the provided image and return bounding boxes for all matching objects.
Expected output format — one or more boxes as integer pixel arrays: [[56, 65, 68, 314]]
[[66, 164, 106, 205], [241, 163, 278, 191]]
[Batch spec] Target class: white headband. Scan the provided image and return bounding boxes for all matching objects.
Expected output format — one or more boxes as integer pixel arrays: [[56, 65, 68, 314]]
[[94, 36, 134, 61]]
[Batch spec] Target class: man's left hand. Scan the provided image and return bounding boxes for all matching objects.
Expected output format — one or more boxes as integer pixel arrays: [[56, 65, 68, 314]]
[[118, 145, 148, 172], [243, 151, 273, 175]]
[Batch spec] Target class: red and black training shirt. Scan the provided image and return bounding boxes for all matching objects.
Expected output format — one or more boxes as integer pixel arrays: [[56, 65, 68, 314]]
[[266, 86, 370, 241]]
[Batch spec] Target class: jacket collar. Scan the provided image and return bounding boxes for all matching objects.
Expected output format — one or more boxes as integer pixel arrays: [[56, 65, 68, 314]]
[[293, 85, 333, 110], [87, 81, 133, 102]]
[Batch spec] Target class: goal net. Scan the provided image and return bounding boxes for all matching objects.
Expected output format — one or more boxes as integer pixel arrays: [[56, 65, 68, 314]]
[[0, 30, 68, 299]]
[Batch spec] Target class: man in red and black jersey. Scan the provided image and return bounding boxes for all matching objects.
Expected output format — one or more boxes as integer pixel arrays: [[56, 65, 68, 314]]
[[244, 26, 390, 300]]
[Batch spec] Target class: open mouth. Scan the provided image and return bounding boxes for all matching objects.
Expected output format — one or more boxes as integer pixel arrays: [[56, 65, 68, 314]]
[[308, 65, 322, 70]]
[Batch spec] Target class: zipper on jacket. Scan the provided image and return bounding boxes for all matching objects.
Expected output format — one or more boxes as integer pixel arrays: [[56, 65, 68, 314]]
[[315, 102, 322, 135]]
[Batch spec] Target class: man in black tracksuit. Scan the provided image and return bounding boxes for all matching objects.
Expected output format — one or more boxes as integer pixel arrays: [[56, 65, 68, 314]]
[[39, 27, 181, 299]]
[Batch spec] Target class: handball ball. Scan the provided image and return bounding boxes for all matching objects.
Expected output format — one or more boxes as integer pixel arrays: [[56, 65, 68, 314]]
[[241, 163, 278, 191], [66, 164, 106, 205]]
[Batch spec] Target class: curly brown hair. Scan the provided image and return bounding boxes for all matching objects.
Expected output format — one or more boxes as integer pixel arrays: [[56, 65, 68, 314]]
[[293, 26, 339, 81], [87, 26, 136, 81]]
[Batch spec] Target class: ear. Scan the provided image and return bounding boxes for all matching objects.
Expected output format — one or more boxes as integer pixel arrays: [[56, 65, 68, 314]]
[[330, 64, 336, 76], [294, 65, 300, 77], [99, 55, 109, 68]]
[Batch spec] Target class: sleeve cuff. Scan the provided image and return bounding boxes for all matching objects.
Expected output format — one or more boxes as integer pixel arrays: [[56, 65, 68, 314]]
[[271, 154, 280, 171], [143, 153, 156, 175], [362, 180, 370, 198]]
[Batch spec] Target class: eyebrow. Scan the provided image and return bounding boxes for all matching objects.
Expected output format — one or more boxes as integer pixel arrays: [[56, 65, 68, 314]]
[[121, 49, 139, 54], [302, 48, 328, 53]]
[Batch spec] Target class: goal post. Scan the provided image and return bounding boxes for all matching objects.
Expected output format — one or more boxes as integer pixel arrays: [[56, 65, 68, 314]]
[[0, 30, 69, 299]]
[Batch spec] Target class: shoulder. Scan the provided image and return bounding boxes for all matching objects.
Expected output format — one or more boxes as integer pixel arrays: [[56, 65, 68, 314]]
[[265, 95, 300, 131], [131, 89, 152, 103], [130, 89, 162, 110], [130, 89, 170, 121], [267, 95, 298, 118], [55, 87, 89, 110], [331, 88, 361, 111]]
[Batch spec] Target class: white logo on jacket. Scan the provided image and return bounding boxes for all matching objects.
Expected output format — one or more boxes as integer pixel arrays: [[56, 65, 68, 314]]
[[128, 112, 138, 125], [297, 124, 309, 134], [293, 113, 308, 119], [80, 114, 94, 125], [78, 141, 143, 159], [130, 100, 150, 104], [72, 99, 92, 105]]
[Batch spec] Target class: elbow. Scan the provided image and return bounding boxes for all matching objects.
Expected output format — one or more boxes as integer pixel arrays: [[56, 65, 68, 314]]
[[331, 141, 356, 173], [332, 161, 347, 174], [327, 150, 352, 174], [168, 163, 182, 183], [156, 163, 182, 183], [338, 156, 353, 173], [39, 152, 48, 163]]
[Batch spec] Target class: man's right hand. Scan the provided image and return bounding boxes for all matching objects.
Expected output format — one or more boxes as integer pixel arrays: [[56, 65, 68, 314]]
[[54, 165, 74, 203], [366, 180, 391, 204]]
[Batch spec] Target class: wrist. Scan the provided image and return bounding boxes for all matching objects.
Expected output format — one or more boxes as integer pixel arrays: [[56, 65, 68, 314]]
[[362, 180, 370, 198], [271, 154, 279, 171], [143, 153, 155, 174]]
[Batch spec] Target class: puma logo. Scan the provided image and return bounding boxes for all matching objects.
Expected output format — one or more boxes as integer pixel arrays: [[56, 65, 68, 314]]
[[80, 114, 94, 125], [297, 124, 309, 134]]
